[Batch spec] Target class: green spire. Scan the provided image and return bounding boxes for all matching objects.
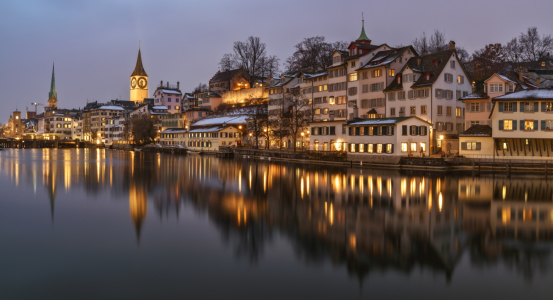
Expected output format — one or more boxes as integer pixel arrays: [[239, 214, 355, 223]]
[[357, 17, 371, 41], [49, 62, 57, 100]]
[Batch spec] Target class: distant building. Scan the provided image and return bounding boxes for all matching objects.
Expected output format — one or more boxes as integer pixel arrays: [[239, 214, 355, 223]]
[[130, 47, 148, 102], [47, 62, 58, 108], [153, 81, 182, 114]]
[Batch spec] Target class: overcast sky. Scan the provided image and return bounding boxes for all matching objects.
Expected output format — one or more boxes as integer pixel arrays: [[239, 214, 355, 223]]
[[0, 0, 551, 122]]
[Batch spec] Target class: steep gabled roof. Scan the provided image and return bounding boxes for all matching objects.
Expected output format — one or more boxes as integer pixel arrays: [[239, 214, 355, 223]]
[[459, 91, 488, 101], [492, 88, 553, 101], [459, 125, 492, 137], [209, 68, 248, 83], [408, 50, 455, 88], [131, 48, 147, 77], [358, 46, 417, 71]]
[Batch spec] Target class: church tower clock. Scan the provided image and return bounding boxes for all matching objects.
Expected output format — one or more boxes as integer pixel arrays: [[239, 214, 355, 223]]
[[130, 47, 148, 103]]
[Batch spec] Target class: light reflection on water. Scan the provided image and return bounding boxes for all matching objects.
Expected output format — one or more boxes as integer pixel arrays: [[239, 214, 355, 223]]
[[1, 148, 553, 299]]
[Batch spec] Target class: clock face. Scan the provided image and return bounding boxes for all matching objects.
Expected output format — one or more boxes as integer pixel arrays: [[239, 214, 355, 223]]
[[131, 78, 137, 88], [138, 77, 147, 89]]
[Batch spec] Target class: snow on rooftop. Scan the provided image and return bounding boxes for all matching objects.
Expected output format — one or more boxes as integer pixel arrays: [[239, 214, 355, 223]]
[[161, 89, 182, 95], [152, 106, 168, 110], [494, 89, 553, 100], [161, 128, 187, 134], [192, 116, 247, 126], [99, 106, 124, 111], [496, 74, 516, 84], [188, 127, 225, 133], [349, 119, 398, 125], [348, 117, 420, 126]]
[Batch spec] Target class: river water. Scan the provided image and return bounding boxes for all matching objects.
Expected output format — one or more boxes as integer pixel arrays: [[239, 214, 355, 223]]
[[0, 149, 552, 299]]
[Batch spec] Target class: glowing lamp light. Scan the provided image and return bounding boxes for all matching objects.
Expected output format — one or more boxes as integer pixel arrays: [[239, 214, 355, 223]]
[[440, 135, 444, 140], [301, 132, 304, 136]]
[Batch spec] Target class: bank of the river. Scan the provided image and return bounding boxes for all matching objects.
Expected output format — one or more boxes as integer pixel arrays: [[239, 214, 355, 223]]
[[231, 150, 553, 174]]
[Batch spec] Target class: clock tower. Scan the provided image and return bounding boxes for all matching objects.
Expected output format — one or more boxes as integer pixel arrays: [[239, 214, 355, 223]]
[[130, 47, 148, 103]]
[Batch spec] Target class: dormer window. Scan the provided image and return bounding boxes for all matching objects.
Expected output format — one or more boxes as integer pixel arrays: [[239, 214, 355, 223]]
[[351, 61, 356, 67], [426, 74, 430, 80], [397, 75, 401, 84], [433, 60, 439, 67]]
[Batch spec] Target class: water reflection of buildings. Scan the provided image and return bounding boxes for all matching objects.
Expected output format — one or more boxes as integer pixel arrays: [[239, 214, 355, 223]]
[[2, 149, 553, 281], [129, 183, 147, 242]]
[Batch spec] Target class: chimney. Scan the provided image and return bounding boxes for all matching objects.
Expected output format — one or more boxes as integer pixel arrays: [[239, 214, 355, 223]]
[[518, 66, 523, 81], [417, 58, 422, 65], [166, 82, 169, 88], [177, 81, 180, 90], [161, 80, 163, 87], [422, 51, 428, 56], [354, 105, 359, 119], [449, 41, 456, 50], [537, 78, 540, 88]]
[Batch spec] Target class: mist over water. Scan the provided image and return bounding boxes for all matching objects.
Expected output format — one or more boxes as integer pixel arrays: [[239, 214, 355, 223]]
[[1, 149, 552, 300]]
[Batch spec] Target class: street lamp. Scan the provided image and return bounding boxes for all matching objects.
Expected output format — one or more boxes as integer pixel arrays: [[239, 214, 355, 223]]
[[301, 132, 304, 151]]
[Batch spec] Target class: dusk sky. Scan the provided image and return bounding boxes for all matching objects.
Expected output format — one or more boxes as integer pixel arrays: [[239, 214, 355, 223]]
[[0, 0, 551, 122]]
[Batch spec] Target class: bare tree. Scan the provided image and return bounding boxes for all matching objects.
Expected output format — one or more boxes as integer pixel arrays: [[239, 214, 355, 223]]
[[455, 45, 470, 64], [193, 83, 208, 93], [503, 37, 524, 63], [518, 27, 553, 61], [245, 99, 268, 149], [471, 43, 506, 81], [218, 53, 237, 71], [412, 32, 429, 54], [412, 30, 451, 54], [256, 55, 280, 79], [285, 36, 348, 72], [219, 36, 279, 87], [429, 30, 448, 53], [129, 113, 157, 145], [282, 90, 312, 151]]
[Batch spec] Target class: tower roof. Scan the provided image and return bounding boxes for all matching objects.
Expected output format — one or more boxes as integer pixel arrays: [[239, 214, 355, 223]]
[[49, 62, 57, 100], [131, 48, 148, 77], [357, 19, 371, 42]]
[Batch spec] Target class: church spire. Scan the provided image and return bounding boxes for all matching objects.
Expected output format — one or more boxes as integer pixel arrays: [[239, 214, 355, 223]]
[[49, 61, 57, 100], [131, 47, 147, 77], [357, 13, 371, 42]]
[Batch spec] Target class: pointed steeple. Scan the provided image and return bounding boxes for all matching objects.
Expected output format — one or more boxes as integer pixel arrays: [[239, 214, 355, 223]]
[[131, 48, 147, 77], [356, 14, 371, 42], [49, 61, 57, 100]]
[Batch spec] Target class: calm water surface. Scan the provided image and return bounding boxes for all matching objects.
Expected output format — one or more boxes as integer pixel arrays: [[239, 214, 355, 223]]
[[1, 149, 552, 299]]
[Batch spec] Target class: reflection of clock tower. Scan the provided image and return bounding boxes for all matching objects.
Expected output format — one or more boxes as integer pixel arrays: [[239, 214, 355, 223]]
[[130, 47, 148, 103]]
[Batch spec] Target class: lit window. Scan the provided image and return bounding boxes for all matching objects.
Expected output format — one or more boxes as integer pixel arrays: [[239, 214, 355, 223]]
[[420, 143, 426, 152], [386, 144, 392, 153], [504, 120, 513, 130], [350, 143, 356, 152], [489, 84, 503, 93], [410, 143, 417, 152], [368, 144, 374, 153], [401, 143, 408, 152], [377, 144, 383, 153], [359, 144, 364, 153], [524, 120, 534, 130], [389, 69, 395, 76]]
